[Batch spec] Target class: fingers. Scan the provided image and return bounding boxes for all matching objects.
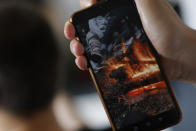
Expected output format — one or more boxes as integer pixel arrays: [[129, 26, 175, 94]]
[[75, 56, 88, 70], [64, 18, 87, 70], [65, 0, 102, 70], [70, 39, 84, 57], [80, 0, 102, 8], [70, 39, 88, 70], [64, 22, 76, 39]]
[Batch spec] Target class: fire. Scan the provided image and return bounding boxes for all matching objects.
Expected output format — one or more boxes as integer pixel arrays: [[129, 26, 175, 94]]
[[105, 57, 125, 70], [104, 38, 160, 83], [128, 88, 145, 96], [112, 64, 125, 70], [121, 38, 127, 54], [118, 81, 167, 106], [132, 64, 159, 79], [127, 81, 167, 96], [133, 39, 156, 62]]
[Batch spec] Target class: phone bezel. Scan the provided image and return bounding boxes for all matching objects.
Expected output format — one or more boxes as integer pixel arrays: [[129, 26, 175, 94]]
[[70, 0, 182, 130]]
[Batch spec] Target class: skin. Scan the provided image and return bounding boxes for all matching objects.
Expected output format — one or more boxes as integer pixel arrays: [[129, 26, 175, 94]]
[[64, 0, 196, 84]]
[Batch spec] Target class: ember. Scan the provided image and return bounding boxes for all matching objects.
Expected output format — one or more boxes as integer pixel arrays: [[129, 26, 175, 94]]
[[121, 38, 127, 54], [104, 38, 160, 84], [133, 39, 155, 62], [117, 81, 167, 104], [127, 81, 167, 97]]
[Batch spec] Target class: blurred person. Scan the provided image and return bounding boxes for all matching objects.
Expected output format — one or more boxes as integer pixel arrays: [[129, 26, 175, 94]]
[[65, 0, 196, 84], [0, 0, 43, 5], [0, 3, 62, 131]]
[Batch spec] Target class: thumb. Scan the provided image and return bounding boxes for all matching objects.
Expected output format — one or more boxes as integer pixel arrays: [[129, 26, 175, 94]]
[[134, 0, 183, 51]]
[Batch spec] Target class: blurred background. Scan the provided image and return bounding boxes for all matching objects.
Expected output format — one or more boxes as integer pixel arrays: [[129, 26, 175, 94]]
[[0, 0, 196, 131]]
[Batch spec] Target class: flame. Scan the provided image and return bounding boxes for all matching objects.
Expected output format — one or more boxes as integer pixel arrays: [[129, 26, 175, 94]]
[[104, 38, 160, 84], [112, 64, 125, 70], [128, 88, 145, 96], [127, 81, 167, 96], [133, 39, 155, 62], [118, 81, 167, 105], [121, 38, 127, 54], [132, 64, 159, 78]]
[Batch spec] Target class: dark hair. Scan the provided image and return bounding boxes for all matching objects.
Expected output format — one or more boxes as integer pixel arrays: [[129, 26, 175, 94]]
[[0, 3, 58, 116]]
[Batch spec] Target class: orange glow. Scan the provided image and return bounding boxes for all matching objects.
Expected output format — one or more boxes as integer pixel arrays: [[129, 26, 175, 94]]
[[132, 64, 159, 78], [127, 81, 167, 96], [133, 39, 155, 62], [129, 88, 145, 96], [111, 64, 125, 70], [121, 38, 127, 54], [104, 38, 160, 84]]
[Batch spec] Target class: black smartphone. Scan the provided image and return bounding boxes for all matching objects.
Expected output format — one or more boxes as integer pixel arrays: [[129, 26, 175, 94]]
[[70, 0, 182, 130]]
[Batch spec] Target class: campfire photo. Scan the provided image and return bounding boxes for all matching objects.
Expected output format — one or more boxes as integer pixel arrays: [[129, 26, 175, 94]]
[[81, 10, 175, 129]]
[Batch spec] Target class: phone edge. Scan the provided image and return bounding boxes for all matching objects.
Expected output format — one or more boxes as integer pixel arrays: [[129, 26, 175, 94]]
[[68, 1, 183, 130], [69, 14, 117, 131]]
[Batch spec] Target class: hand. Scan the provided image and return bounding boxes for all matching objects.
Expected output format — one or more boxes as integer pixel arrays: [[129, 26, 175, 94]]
[[64, 0, 99, 71], [64, 0, 196, 83]]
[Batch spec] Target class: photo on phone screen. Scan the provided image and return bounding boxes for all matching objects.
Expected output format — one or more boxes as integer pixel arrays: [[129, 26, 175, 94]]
[[73, 0, 180, 130]]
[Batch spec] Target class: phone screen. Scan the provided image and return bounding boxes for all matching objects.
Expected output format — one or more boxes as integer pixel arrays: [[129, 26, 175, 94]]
[[75, 1, 176, 130]]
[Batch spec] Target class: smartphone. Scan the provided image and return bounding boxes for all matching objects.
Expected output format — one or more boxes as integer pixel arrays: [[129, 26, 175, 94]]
[[70, 0, 182, 130]]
